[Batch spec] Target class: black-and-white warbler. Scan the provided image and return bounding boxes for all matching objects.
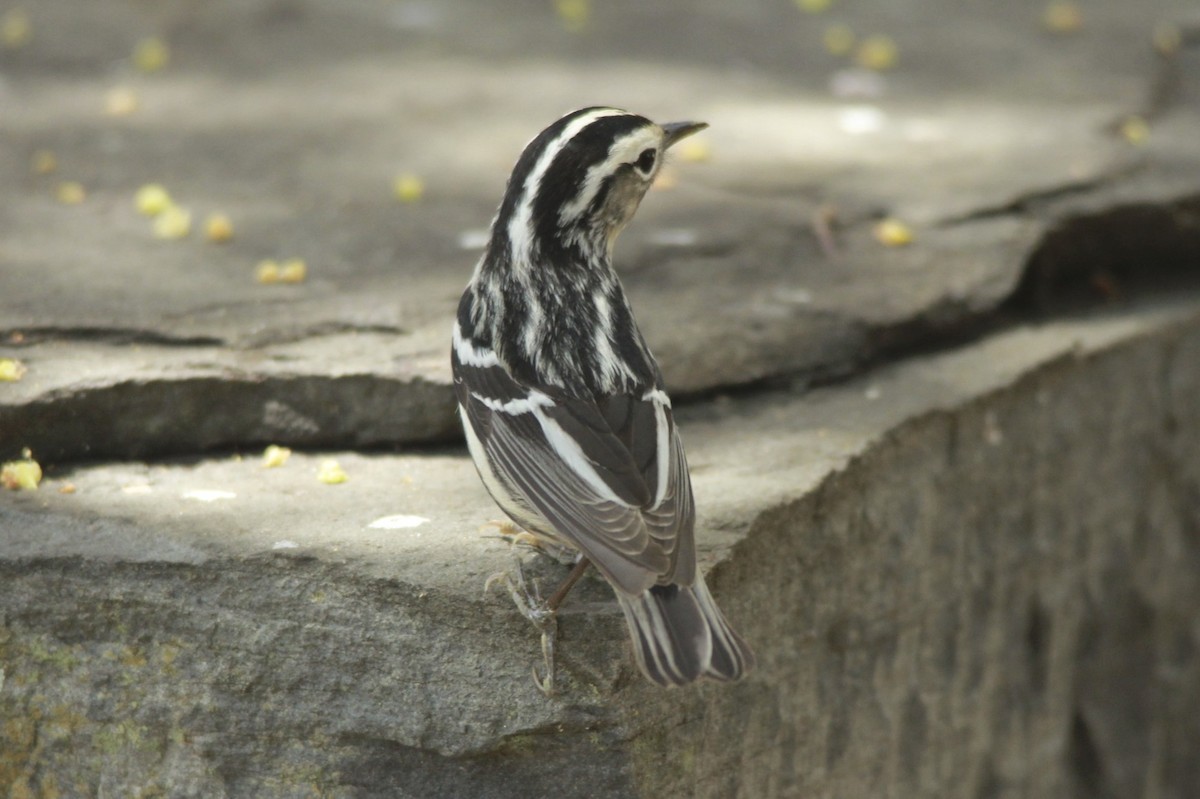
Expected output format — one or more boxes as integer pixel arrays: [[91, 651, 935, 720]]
[[452, 107, 754, 687]]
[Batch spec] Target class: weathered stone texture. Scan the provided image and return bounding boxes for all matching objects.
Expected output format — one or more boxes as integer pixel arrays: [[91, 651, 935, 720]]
[[3, 305, 1199, 797], [631, 319, 1200, 798]]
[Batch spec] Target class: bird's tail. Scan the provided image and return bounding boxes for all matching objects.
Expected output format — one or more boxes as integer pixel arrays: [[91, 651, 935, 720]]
[[615, 574, 755, 686]]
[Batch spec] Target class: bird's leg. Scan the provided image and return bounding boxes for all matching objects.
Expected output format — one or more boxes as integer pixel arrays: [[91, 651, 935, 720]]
[[485, 557, 552, 623], [485, 557, 559, 695], [547, 557, 591, 611], [529, 557, 591, 693], [484, 556, 592, 695]]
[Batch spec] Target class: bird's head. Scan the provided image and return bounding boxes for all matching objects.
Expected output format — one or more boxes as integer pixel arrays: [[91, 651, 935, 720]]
[[493, 107, 707, 264]]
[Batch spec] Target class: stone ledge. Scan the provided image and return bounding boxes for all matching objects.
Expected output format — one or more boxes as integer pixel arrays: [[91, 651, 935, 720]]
[[3, 297, 1199, 797], [3, 0, 1198, 463]]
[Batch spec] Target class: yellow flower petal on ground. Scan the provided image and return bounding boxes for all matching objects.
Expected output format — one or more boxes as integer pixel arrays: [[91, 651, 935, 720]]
[[255, 260, 281, 284], [823, 24, 855, 56], [1153, 23, 1181, 56], [205, 213, 234, 243], [1042, 1, 1083, 34], [135, 184, 172, 216], [317, 460, 348, 485], [1119, 115, 1149, 145], [0, 358, 27, 381], [1, 450, 42, 491], [133, 36, 170, 72], [56, 181, 86, 205], [31, 149, 57, 175], [262, 445, 292, 468], [1, 8, 32, 49], [153, 205, 191, 239], [392, 173, 425, 203], [279, 259, 307, 284], [874, 217, 914, 246], [855, 35, 898, 71], [554, 0, 589, 32]]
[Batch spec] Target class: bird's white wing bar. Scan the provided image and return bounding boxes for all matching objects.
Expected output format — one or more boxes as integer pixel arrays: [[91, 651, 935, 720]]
[[473, 387, 554, 418], [452, 321, 499, 368], [643, 388, 672, 510]]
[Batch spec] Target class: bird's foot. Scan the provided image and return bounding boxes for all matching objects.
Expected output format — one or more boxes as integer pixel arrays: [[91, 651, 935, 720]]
[[485, 558, 559, 695], [479, 518, 525, 539], [480, 520, 577, 565]]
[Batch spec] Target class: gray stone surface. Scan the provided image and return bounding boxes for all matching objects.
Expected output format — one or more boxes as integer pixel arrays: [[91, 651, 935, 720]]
[[3, 0, 1200, 796], [2, 0, 1198, 460], [3, 299, 1200, 797]]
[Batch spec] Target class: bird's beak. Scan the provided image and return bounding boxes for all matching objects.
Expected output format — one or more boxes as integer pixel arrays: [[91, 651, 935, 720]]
[[661, 120, 708, 149]]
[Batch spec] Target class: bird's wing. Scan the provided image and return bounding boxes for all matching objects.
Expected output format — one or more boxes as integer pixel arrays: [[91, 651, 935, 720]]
[[454, 347, 694, 595]]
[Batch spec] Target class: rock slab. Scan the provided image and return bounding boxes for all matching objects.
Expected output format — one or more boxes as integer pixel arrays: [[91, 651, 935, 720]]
[[3, 299, 1199, 797]]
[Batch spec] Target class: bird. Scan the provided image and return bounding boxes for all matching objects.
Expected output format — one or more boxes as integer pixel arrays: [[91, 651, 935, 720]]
[[451, 107, 755, 688]]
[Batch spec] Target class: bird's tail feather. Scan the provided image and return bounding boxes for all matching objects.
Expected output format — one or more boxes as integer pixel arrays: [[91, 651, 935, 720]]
[[616, 575, 755, 686]]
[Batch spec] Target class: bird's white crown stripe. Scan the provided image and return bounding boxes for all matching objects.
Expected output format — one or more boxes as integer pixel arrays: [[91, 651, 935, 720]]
[[507, 108, 627, 266]]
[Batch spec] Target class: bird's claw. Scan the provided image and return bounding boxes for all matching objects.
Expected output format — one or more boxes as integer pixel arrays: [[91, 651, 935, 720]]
[[532, 624, 558, 696], [479, 518, 524, 539], [480, 520, 551, 553]]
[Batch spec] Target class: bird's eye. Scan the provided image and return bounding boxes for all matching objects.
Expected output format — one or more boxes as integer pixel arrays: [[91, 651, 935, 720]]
[[635, 148, 657, 174]]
